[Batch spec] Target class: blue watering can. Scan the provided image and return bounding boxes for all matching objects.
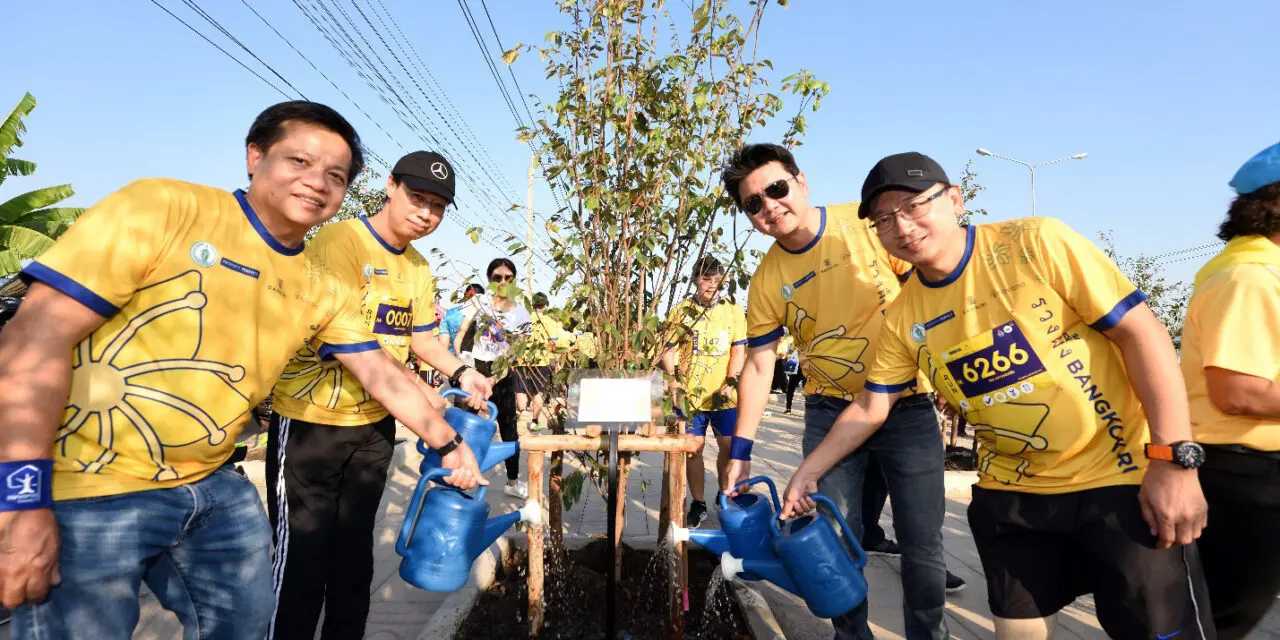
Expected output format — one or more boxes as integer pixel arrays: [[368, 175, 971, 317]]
[[670, 476, 796, 589], [418, 389, 518, 477], [722, 493, 869, 619], [396, 468, 540, 592]]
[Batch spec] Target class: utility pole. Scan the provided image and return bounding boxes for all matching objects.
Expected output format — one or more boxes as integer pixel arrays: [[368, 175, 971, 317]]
[[526, 152, 535, 294]]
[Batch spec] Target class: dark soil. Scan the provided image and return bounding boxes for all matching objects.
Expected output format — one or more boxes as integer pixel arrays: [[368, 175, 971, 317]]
[[456, 539, 751, 639], [944, 444, 977, 471]]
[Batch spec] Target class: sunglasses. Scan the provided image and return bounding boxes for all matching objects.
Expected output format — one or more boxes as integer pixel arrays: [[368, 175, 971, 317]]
[[742, 176, 798, 215], [490, 274, 514, 283]]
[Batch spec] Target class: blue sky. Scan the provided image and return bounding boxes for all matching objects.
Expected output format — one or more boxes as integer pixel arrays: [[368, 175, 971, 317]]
[[7, 0, 1279, 296]]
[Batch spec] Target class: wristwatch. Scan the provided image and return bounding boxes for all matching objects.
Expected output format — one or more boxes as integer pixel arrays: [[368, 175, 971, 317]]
[[1144, 441, 1206, 469], [448, 364, 472, 388], [434, 433, 464, 457]]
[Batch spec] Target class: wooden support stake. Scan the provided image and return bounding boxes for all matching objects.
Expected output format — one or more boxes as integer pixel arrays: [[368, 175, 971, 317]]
[[528, 452, 545, 636], [657, 451, 672, 543], [614, 452, 631, 580], [549, 449, 564, 552], [669, 451, 687, 639]]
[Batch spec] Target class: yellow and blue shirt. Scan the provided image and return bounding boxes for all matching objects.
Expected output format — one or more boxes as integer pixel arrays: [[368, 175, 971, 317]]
[[272, 217, 437, 426], [746, 203, 912, 400], [867, 218, 1150, 494], [21, 179, 377, 500], [1181, 237, 1280, 452], [666, 297, 747, 412]]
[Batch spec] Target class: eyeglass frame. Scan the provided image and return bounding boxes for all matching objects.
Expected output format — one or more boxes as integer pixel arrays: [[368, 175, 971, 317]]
[[868, 185, 951, 235]]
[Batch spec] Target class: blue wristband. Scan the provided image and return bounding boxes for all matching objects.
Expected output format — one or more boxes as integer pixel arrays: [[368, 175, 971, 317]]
[[729, 436, 754, 461], [0, 460, 53, 512]]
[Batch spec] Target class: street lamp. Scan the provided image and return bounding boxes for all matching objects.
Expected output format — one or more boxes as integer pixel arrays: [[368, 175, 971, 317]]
[[975, 148, 1088, 216]]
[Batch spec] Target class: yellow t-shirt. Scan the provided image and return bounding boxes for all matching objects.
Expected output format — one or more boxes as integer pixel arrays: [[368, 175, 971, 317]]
[[775, 335, 794, 359], [1182, 261, 1280, 451], [867, 218, 1150, 494], [21, 179, 375, 500], [746, 203, 912, 400], [272, 217, 437, 426], [666, 297, 747, 411], [518, 311, 565, 367]]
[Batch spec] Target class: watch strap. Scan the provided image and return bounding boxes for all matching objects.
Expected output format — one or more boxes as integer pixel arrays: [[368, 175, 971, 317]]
[[435, 433, 463, 457], [1144, 443, 1174, 462]]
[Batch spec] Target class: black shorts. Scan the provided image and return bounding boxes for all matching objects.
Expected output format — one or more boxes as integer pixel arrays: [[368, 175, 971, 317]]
[[969, 484, 1215, 639], [514, 365, 552, 396]]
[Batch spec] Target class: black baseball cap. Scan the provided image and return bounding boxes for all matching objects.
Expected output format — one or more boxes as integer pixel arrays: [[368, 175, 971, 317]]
[[392, 151, 455, 203], [858, 152, 951, 219]]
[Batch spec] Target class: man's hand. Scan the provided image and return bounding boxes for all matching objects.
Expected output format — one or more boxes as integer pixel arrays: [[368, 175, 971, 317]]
[[1138, 462, 1208, 549], [0, 508, 61, 609], [439, 441, 488, 491], [457, 368, 493, 410], [781, 468, 821, 519], [716, 383, 737, 406], [722, 459, 751, 496]]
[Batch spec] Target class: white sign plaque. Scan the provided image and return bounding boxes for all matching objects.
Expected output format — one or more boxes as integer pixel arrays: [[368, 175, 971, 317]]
[[576, 378, 653, 423]]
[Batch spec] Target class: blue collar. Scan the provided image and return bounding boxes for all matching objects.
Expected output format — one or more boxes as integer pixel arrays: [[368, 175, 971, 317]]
[[233, 189, 303, 256], [918, 225, 976, 288], [360, 215, 406, 255], [779, 206, 826, 255]]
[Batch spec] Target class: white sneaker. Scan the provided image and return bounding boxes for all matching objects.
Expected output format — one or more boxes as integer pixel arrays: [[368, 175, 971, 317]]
[[504, 482, 529, 499]]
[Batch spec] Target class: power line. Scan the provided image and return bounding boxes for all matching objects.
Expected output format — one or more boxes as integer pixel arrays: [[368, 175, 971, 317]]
[[146, 0, 294, 100], [179, 0, 310, 99]]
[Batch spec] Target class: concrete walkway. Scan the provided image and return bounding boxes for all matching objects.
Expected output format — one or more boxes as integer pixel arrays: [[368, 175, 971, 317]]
[[8, 395, 1277, 639]]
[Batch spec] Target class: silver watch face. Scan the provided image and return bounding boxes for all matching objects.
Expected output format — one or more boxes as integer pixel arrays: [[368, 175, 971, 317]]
[[1174, 442, 1205, 469]]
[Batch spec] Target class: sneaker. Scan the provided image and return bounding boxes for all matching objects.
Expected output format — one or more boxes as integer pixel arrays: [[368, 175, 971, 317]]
[[686, 500, 708, 529], [504, 482, 529, 499], [864, 538, 901, 557], [945, 570, 967, 594]]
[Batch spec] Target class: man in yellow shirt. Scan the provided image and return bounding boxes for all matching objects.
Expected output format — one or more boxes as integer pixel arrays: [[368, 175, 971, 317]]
[[1180, 142, 1280, 640], [268, 150, 495, 639], [0, 102, 483, 640], [515, 292, 563, 431], [720, 144, 950, 638], [660, 256, 746, 528], [784, 152, 1213, 639]]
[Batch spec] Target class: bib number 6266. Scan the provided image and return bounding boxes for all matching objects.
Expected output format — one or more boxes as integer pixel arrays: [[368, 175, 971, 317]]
[[961, 342, 1030, 382]]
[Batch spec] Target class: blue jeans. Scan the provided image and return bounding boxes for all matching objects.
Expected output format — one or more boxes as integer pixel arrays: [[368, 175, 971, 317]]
[[803, 394, 948, 640], [13, 466, 275, 640]]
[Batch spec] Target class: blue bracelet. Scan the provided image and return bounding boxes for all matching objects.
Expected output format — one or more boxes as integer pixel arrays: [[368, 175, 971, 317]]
[[0, 460, 53, 512], [729, 436, 754, 461]]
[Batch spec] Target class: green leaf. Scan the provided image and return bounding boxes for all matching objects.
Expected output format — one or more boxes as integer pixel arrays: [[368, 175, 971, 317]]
[[0, 184, 75, 224], [584, 196, 600, 211], [0, 224, 55, 257], [466, 227, 482, 244], [3, 157, 35, 178], [0, 93, 37, 159]]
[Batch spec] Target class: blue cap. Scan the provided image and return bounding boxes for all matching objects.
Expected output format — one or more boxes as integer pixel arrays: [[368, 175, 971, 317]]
[[1230, 142, 1280, 195]]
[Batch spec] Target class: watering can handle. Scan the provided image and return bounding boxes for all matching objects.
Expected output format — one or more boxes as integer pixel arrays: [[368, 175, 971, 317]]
[[812, 493, 868, 570], [402, 468, 455, 547], [716, 475, 781, 513], [441, 388, 499, 422]]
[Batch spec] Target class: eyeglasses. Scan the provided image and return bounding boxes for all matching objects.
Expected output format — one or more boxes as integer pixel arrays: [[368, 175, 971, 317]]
[[490, 273, 514, 283], [869, 187, 949, 235], [741, 176, 798, 215]]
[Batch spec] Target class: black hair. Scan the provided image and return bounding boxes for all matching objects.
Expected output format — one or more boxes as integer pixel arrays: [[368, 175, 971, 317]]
[[721, 143, 802, 207], [486, 257, 517, 279], [691, 255, 726, 278], [1219, 182, 1280, 242], [532, 292, 550, 310], [245, 101, 365, 184]]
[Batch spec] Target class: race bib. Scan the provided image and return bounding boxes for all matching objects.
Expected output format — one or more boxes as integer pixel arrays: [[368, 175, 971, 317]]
[[693, 329, 730, 357], [936, 321, 1050, 411]]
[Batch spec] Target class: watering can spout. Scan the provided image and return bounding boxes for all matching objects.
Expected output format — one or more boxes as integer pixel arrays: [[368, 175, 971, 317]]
[[738, 556, 800, 594], [479, 509, 523, 553], [671, 526, 731, 557], [483, 441, 520, 470]]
